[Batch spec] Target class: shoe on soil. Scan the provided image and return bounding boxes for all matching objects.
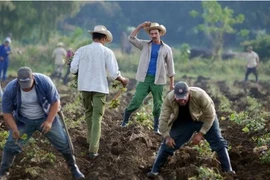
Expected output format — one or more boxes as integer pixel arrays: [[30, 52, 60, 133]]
[[226, 170, 236, 175], [89, 153, 99, 160], [147, 171, 159, 178], [154, 129, 161, 135], [0, 172, 9, 180]]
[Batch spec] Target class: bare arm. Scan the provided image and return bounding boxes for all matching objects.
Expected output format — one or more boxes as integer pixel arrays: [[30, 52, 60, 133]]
[[41, 100, 60, 134], [116, 76, 129, 88], [3, 113, 20, 139], [169, 76, 174, 91]]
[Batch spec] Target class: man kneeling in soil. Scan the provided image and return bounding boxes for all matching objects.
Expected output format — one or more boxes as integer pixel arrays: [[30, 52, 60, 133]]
[[147, 81, 235, 177], [0, 67, 84, 179]]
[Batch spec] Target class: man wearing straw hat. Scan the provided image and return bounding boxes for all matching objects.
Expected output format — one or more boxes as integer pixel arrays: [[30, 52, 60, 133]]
[[51, 42, 67, 80], [120, 21, 175, 134], [70, 25, 128, 159]]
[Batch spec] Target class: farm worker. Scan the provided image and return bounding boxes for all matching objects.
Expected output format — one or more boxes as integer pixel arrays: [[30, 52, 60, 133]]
[[120, 21, 175, 133], [51, 42, 67, 80], [0, 67, 85, 179], [244, 46, 259, 83], [0, 37, 12, 82], [147, 81, 235, 177], [63, 47, 74, 85], [70, 25, 129, 159]]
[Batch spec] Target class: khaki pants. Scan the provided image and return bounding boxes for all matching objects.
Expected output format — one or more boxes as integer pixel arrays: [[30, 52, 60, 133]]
[[82, 91, 106, 153]]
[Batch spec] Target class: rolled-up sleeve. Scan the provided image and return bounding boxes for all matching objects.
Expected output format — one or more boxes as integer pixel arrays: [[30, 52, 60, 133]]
[[105, 49, 121, 80], [128, 36, 144, 50], [70, 48, 80, 74]]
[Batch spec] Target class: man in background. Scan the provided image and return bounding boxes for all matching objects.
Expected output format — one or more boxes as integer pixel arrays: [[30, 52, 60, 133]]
[[244, 46, 259, 83], [52, 42, 67, 80], [0, 38, 12, 83]]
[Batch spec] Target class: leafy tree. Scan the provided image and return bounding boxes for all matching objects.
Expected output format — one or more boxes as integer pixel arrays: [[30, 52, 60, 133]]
[[0, 1, 82, 43], [190, 0, 247, 60]]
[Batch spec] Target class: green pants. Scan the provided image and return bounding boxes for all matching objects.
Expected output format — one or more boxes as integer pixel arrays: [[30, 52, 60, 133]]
[[126, 75, 164, 118], [82, 91, 106, 153]]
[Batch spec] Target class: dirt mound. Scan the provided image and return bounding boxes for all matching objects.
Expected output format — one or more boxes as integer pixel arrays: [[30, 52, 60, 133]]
[[0, 77, 269, 180]]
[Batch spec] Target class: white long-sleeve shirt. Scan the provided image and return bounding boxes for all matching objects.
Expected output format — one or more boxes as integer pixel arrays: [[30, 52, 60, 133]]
[[70, 42, 121, 94]]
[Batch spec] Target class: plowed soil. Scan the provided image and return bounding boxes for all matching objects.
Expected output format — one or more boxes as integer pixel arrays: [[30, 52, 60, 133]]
[[0, 76, 269, 180]]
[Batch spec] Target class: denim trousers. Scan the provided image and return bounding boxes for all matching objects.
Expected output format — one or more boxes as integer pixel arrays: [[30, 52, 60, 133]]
[[0, 60, 9, 81], [81, 91, 106, 153], [3, 116, 71, 155], [152, 116, 228, 172], [126, 75, 163, 119]]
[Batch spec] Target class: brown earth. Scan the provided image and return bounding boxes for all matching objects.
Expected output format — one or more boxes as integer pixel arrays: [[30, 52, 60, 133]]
[[0, 76, 270, 180]]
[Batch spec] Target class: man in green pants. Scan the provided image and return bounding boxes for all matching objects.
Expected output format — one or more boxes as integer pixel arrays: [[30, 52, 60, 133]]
[[70, 25, 128, 159], [121, 21, 175, 133]]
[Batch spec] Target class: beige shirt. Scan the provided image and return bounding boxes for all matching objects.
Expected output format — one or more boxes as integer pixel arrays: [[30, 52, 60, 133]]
[[247, 51, 259, 68], [159, 87, 216, 138], [52, 47, 67, 65], [128, 36, 175, 85]]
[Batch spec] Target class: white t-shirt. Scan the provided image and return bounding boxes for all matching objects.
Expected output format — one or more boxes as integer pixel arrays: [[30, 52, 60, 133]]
[[20, 86, 45, 119], [247, 51, 259, 68]]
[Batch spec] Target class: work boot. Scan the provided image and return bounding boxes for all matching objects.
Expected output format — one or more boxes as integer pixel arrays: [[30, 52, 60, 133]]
[[0, 150, 17, 178], [149, 146, 170, 175], [153, 117, 160, 134], [216, 148, 235, 173], [62, 153, 85, 179], [120, 110, 132, 127]]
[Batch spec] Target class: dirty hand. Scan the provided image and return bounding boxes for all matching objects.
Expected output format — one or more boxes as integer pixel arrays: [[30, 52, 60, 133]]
[[121, 77, 129, 88], [165, 136, 176, 148], [140, 21, 151, 28], [191, 132, 204, 145], [40, 120, 52, 134], [12, 129, 20, 139]]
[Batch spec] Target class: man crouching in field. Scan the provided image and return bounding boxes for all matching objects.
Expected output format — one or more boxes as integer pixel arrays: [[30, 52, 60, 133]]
[[147, 81, 235, 177], [0, 67, 84, 179]]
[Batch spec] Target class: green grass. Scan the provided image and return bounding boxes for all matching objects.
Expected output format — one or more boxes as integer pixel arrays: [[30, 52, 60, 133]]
[[7, 42, 270, 84]]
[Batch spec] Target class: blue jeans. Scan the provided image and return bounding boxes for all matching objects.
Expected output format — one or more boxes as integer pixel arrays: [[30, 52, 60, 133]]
[[0, 60, 9, 81], [4, 116, 71, 154], [151, 116, 227, 172]]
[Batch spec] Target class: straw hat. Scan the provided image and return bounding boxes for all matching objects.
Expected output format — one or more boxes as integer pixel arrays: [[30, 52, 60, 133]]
[[144, 22, 166, 36], [88, 25, 113, 43]]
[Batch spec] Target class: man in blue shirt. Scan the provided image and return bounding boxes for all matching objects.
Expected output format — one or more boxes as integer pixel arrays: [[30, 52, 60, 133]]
[[0, 38, 12, 82], [0, 67, 84, 179], [120, 22, 175, 133]]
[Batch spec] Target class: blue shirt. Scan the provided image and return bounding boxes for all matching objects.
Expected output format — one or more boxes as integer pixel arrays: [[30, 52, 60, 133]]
[[147, 43, 161, 76], [2, 73, 60, 121], [0, 44, 11, 61]]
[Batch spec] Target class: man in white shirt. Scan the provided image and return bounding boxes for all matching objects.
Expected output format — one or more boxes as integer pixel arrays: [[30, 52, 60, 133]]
[[70, 25, 128, 159], [244, 46, 259, 82]]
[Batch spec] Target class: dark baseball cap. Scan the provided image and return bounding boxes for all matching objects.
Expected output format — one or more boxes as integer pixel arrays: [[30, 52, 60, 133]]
[[17, 67, 34, 89], [174, 81, 189, 100]]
